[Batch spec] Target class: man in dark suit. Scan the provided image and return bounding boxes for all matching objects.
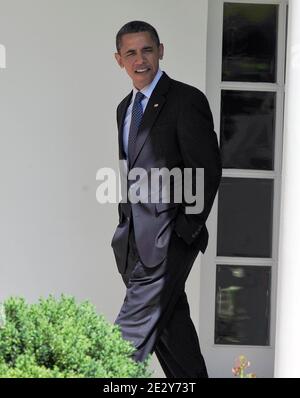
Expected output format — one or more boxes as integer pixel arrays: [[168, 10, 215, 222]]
[[111, 21, 222, 378]]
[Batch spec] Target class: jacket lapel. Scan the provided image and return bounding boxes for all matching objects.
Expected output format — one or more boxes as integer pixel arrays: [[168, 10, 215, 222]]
[[130, 72, 171, 168], [117, 92, 132, 159]]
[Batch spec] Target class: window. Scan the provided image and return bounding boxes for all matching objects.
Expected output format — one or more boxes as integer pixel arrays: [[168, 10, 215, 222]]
[[203, 0, 287, 377]]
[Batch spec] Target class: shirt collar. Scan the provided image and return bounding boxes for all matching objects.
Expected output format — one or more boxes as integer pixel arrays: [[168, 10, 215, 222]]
[[132, 68, 163, 100]]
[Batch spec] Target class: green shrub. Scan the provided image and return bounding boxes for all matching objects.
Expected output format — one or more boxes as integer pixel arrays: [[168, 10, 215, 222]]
[[0, 296, 150, 378]]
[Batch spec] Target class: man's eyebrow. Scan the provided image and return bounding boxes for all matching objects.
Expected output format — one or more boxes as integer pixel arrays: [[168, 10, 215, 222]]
[[124, 46, 154, 55], [124, 49, 136, 55]]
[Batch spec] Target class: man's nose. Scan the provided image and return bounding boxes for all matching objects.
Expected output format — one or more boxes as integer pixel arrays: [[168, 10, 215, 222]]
[[135, 52, 146, 64]]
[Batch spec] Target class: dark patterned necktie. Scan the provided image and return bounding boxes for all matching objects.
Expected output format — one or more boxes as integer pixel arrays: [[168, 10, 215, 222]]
[[128, 91, 144, 168]]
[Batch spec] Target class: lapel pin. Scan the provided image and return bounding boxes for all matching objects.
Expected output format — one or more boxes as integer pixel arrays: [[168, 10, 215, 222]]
[[154, 103, 159, 107]]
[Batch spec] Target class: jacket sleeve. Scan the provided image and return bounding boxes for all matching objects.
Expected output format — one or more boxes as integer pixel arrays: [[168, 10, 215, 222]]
[[174, 89, 222, 245]]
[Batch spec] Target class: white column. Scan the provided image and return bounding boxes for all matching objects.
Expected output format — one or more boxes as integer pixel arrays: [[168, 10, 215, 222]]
[[275, 0, 300, 378]]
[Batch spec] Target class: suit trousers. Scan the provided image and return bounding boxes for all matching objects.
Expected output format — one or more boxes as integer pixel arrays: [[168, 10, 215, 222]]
[[115, 220, 208, 378]]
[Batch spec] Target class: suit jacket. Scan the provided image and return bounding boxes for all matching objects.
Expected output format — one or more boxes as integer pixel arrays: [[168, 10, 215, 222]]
[[111, 72, 222, 273]]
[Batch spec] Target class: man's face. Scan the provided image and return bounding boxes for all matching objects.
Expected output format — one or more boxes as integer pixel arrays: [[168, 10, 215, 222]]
[[115, 31, 164, 90]]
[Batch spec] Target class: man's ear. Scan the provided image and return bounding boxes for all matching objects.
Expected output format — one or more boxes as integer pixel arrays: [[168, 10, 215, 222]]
[[158, 43, 164, 60], [115, 52, 124, 68]]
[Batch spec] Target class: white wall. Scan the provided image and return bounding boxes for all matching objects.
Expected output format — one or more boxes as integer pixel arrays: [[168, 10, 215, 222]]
[[275, 0, 300, 378], [0, 0, 208, 377]]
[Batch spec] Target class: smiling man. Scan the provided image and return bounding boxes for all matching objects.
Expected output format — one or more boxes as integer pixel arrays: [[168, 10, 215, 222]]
[[115, 28, 163, 90], [111, 21, 222, 378]]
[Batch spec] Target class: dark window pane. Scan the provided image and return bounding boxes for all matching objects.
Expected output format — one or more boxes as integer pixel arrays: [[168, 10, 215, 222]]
[[215, 265, 271, 345], [221, 90, 275, 170], [217, 178, 273, 257], [222, 3, 278, 82]]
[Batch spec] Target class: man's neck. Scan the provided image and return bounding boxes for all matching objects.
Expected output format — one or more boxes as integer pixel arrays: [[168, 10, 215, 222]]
[[133, 69, 162, 92]]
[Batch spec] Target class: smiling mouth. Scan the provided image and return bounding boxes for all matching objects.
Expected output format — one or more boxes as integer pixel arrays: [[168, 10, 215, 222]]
[[135, 68, 151, 74]]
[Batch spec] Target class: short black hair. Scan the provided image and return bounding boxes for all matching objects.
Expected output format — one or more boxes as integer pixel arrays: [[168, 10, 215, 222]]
[[116, 21, 160, 53]]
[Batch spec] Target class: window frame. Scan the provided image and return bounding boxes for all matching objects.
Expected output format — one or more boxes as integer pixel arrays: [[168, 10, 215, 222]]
[[200, 0, 287, 377]]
